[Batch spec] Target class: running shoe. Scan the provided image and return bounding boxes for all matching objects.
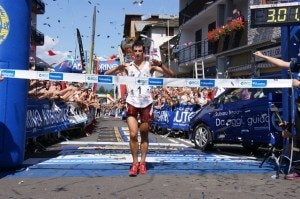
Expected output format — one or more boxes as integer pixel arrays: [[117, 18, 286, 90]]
[[139, 162, 147, 174], [285, 171, 300, 180], [129, 163, 139, 177]]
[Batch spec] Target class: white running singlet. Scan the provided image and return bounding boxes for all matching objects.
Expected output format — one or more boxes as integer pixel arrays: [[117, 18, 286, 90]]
[[126, 61, 153, 108]]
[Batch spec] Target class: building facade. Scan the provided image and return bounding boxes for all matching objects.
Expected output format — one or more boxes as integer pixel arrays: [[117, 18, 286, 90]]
[[30, 0, 45, 69], [121, 14, 179, 76], [177, 0, 283, 79]]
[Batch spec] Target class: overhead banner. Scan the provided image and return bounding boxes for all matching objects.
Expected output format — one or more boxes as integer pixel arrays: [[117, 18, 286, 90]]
[[0, 69, 293, 88], [98, 60, 120, 74]]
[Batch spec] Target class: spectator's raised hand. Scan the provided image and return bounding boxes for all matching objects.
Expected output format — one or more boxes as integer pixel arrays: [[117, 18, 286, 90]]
[[292, 79, 300, 87], [253, 51, 264, 57]]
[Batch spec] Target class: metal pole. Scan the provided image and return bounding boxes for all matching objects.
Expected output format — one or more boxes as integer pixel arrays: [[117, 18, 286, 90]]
[[167, 20, 171, 68]]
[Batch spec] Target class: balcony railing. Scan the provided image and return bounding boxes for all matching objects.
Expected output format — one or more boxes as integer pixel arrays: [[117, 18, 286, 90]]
[[177, 23, 248, 65], [176, 40, 210, 64], [31, 26, 44, 46], [179, 0, 216, 26], [32, 0, 45, 14]]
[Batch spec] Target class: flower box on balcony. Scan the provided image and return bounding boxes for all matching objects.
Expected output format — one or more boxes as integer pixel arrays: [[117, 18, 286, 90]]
[[207, 20, 244, 43]]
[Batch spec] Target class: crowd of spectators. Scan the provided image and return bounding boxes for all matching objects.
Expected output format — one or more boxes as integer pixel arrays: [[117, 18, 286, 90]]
[[100, 86, 223, 120], [151, 86, 219, 110], [28, 79, 101, 114], [27, 78, 101, 139], [25, 59, 225, 142]]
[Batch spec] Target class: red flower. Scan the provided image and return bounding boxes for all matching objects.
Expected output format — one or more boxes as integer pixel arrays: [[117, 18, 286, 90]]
[[207, 20, 244, 42], [207, 29, 219, 42], [228, 19, 244, 31]]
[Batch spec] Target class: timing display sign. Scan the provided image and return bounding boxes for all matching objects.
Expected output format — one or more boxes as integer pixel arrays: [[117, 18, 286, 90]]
[[250, 2, 300, 27]]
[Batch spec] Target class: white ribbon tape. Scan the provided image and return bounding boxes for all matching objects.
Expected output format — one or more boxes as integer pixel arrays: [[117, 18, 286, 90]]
[[0, 69, 292, 88]]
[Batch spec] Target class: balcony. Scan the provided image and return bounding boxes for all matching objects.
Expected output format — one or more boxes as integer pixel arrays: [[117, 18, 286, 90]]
[[177, 22, 248, 65], [176, 40, 210, 65], [32, 0, 45, 14], [31, 26, 44, 46]]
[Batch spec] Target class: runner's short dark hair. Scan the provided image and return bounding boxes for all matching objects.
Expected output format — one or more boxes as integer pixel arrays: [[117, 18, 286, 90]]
[[132, 39, 145, 51]]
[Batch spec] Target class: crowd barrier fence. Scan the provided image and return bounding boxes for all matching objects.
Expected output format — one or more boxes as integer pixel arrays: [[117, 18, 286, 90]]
[[151, 104, 201, 138], [26, 99, 93, 139]]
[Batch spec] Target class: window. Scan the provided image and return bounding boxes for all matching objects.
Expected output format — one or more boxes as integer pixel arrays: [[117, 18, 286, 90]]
[[166, 27, 174, 36]]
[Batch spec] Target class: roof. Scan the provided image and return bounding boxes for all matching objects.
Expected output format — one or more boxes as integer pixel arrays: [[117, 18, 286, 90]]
[[123, 14, 178, 37], [134, 21, 155, 32]]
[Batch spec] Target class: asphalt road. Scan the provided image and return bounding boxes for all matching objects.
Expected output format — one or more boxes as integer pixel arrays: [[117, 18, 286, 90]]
[[0, 116, 299, 199]]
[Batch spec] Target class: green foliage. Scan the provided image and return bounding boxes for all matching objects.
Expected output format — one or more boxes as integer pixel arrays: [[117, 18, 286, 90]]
[[97, 86, 115, 98]]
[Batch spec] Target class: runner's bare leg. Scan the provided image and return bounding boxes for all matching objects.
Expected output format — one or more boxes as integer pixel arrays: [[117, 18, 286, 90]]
[[139, 122, 149, 163], [127, 116, 139, 163]]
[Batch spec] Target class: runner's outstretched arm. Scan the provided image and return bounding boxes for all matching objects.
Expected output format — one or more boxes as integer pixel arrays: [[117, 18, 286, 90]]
[[104, 64, 127, 75]]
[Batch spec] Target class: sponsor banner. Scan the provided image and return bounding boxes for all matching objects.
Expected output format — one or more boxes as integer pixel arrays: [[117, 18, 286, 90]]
[[149, 77, 164, 86], [151, 105, 199, 131], [37, 72, 49, 80], [152, 107, 170, 128], [239, 80, 252, 88], [0, 69, 293, 88], [98, 75, 113, 84], [186, 79, 200, 87], [71, 60, 85, 73], [49, 72, 63, 81], [135, 77, 148, 85], [98, 61, 120, 74], [85, 74, 98, 83], [26, 99, 71, 138], [169, 105, 198, 131], [26, 100, 90, 138], [0, 69, 15, 77], [200, 79, 215, 87], [252, 80, 267, 87]]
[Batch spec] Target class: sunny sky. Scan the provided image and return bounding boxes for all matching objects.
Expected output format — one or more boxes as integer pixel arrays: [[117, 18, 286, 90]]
[[36, 0, 179, 65]]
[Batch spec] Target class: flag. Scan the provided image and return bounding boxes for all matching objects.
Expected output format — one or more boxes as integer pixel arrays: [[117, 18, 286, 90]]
[[77, 28, 86, 72], [48, 50, 56, 56]]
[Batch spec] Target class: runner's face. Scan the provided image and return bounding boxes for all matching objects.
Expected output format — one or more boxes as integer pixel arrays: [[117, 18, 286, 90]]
[[133, 46, 144, 61]]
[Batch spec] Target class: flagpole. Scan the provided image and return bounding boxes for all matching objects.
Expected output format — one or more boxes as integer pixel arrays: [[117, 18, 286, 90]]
[[117, 46, 125, 99], [88, 6, 96, 74], [167, 20, 171, 68]]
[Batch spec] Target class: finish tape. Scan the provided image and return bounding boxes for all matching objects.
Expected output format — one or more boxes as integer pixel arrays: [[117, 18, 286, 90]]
[[0, 69, 292, 88]]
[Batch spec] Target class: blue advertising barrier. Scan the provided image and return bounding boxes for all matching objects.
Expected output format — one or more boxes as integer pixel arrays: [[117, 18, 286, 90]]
[[152, 106, 170, 131], [151, 105, 200, 136], [169, 105, 200, 131], [0, 1, 31, 169], [98, 60, 120, 75], [26, 99, 94, 139], [26, 99, 71, 138]]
